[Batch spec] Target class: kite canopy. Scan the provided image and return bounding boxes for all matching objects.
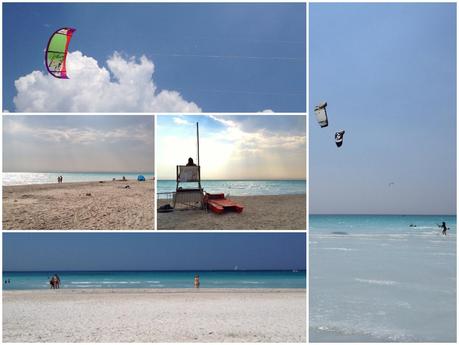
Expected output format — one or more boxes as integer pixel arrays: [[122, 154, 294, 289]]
[[314, 101, 328, 128], [335, 130, 345, 147], [45, 27, 76, 79]]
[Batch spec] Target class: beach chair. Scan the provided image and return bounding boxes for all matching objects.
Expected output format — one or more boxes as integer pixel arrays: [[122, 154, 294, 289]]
[[173, 165, 204, 209]]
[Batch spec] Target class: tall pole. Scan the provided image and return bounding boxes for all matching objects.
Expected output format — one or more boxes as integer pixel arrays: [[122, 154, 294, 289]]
[[196, 122, 200, 166]]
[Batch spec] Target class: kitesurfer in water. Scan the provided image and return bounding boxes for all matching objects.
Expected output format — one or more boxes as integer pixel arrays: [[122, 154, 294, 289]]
[[438, 222, 449, 236]]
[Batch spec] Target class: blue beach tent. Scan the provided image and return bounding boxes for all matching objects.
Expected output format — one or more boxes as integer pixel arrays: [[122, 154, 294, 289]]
[[137, 175, 146, 181]]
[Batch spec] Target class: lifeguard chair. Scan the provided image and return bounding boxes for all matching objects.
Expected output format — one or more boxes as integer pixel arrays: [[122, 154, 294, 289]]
[[173, 165, 204, 209]]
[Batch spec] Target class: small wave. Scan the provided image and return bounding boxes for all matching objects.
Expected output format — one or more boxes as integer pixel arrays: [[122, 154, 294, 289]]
[[101, 281, 130, 284], [355, 278, 398, 286], [310, 324, 413, 342], [430, 252, 455, 256], [387, 234, 408, 238], [207, 281, 228, 284], [242, 281, 263, 284], [70, 281, 92, 284], [146, 280, 161, 283], [322, 247, 354, 251]]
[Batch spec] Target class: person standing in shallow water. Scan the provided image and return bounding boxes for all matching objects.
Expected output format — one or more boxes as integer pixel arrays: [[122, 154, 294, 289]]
[[194, 273, 200, 288], [438, 222, 449, 236]]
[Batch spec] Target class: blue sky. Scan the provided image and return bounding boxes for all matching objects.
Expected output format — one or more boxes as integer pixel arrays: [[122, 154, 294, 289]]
[[3, 233, 306, 271], [157, 115, 306, 179], [310, 3, 456, 215], [3, 3, 306, 112], [3, 115, 154, 172]]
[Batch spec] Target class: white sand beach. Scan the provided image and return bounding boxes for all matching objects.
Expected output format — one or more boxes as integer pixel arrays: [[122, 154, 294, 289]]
[[3, 180, 154, 230], [3, 289, 306, 343], [157, 194, 306, 230]]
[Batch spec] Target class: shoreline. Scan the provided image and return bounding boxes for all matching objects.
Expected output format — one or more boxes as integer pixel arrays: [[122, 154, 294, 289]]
[[3, 288, 306, 342], [3, 178, 155, 188], [157, 194, 307, 230], [4, 287, 306, 294], [3, 180, 155, 230]]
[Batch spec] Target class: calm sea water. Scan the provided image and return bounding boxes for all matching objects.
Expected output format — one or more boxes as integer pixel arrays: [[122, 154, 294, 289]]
[[3, 172, 154, 186], [157, 179, 306, 196], [310, 214, 456, 342], [2, 271, 306, 290]]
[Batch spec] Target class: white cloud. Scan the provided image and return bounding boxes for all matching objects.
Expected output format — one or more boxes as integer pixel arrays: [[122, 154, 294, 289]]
[[173, 117, 193, 126], [13, 51, 201, 112], [207, 116, 305, 154], [259, 109, 274, 113], [4, 120, 153, 145], [157, 116, 306, 180], [208, 115, 238, 128]]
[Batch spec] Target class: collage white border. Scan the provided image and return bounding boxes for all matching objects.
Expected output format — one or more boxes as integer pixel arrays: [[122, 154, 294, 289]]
[[1, 0, 458, 344], [0, 1, 309, 343]]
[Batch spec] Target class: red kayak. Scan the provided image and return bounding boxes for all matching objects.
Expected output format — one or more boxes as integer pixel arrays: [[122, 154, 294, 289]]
[[205, 193, 244, 214]]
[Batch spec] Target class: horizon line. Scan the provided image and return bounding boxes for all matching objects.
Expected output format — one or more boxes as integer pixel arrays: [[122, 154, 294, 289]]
[[157, 178, 306, 181], [4, 171, 155, 174], [3, 269, 307, 273], [310, 213, 456, 217]]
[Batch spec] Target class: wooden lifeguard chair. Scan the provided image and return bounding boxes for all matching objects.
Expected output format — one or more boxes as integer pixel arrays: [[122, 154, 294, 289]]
[[173, 165, 204, 209], [172, 122, 204, 209]]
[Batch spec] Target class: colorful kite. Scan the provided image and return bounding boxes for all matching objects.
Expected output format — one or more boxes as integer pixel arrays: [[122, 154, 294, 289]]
[[45, 27, 76, 79]]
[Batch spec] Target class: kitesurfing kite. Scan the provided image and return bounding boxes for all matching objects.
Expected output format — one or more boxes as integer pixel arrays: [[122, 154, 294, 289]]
[[314, 101, 329, 128], [335, 130, 345, 147], [45, 27, 76, 79]]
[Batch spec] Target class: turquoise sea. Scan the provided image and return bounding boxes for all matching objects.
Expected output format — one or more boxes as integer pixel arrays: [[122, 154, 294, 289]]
[[2, 270, 306, 290], [157, 179, 306, 196], [310, 214, 456, 342], [3, 172, 154, 186]]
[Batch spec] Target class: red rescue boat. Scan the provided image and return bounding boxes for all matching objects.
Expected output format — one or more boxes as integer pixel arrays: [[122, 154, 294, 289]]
[[204, 193, 244, 214]]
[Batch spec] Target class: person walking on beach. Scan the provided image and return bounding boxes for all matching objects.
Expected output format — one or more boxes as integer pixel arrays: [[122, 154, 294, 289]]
[[438, 222, 449, 236], [194, 273, 200, 288]]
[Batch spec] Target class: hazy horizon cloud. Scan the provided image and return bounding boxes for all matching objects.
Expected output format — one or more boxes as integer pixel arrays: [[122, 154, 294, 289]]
[[3, 115, 154, 173]]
